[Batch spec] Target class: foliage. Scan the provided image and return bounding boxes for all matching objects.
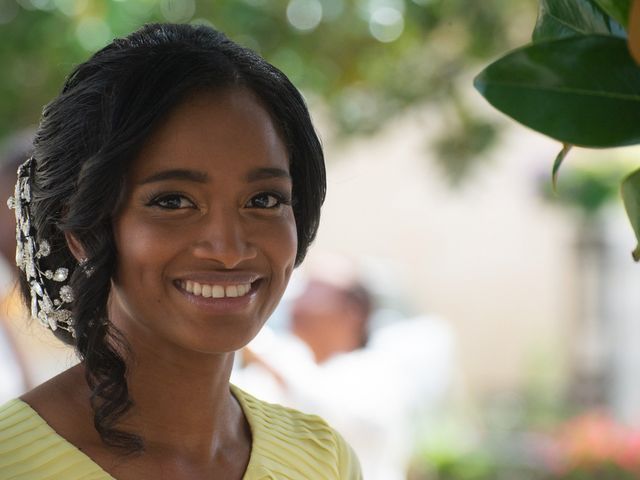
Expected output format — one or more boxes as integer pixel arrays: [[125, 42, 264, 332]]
[[474, 0, 640, 258], [0, 0, 534, 182], [411, 410, 640, 480], [540, 160, 629, 217], [422, 452, 501, 480], [410, 363, 640, 480], [475, 35, 640, 148]]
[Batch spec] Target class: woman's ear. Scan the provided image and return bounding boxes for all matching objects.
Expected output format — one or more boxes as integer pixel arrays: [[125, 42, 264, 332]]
[[64, 232, 87, 262]]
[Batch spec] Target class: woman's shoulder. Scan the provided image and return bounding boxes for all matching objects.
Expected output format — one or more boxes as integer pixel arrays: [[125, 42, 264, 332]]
[[0, 398, 48, 452], [0, 367, 112, 480], [0, 397, 33, 433], [0, 398, 110, 479], [231, 384, 362, 480]]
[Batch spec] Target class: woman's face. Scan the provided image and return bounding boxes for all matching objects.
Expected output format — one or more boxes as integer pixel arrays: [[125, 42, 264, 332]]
[[110, 88, 297, 356]]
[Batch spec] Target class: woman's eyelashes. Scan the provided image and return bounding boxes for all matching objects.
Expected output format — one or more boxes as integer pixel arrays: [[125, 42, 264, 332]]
[[143, 190, 292, 211], [246, 191, 292, 209], [146, 193, 196, 210]]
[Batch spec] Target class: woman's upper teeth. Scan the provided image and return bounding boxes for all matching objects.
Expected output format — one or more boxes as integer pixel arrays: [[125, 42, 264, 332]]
[[183, 280, 251, 298]]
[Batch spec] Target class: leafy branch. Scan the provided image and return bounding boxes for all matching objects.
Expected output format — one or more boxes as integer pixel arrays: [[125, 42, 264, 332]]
[[474, 0, 640, 258]]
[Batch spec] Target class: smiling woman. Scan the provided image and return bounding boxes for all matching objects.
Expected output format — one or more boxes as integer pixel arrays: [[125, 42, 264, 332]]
[[0, 24, 361, 479], [111, 90, 298, 357]]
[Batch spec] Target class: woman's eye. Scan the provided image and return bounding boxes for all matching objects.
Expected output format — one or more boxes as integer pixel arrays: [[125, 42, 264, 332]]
[[150, 194, 195, 209], [247, 193, 287, 209]]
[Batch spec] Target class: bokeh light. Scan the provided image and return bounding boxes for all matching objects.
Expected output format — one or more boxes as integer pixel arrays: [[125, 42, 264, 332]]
[[75, 16, 112, 51], [160, 0, 196, 23], [369, 6, 404, 43], [53, 0, 87, 17], [286, 0, 323, 32], [29, 0, 55, 11]]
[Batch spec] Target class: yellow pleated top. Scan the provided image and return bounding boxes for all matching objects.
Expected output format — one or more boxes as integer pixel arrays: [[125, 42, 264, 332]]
[[0, 385, 361, 479]]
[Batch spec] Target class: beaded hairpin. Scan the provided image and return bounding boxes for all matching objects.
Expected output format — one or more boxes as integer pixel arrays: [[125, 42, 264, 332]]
[[7, 157, 75, 337]]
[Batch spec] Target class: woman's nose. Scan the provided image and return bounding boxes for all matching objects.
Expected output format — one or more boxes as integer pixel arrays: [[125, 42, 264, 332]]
[[190, 210, 257, 268]]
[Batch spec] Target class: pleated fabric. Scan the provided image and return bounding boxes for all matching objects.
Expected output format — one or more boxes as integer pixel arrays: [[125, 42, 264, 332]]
[[0, 385, 361, 479], [0, 399, 112, 480], [233, 385, 361, 479]]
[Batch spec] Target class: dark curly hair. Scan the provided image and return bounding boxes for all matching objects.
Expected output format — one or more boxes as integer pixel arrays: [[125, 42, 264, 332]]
[[19, 23, 325, 453]]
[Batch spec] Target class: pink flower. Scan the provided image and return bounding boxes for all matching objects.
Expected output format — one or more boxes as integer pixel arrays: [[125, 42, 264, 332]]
[[546, 411, 640, 475]]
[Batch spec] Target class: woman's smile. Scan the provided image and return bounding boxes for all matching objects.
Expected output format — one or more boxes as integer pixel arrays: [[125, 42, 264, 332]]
[[173, 276, 264, 314], [181, 280, 253, 298]]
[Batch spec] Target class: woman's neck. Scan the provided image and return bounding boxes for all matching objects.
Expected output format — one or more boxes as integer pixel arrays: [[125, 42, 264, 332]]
[[118, 339, 245, 460]]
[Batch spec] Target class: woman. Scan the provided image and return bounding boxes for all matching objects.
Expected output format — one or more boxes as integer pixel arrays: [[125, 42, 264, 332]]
[[0, 23, 361, 479]]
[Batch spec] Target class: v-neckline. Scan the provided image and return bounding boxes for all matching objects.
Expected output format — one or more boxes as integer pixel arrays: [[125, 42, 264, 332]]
[[16, 384, 257, 479]]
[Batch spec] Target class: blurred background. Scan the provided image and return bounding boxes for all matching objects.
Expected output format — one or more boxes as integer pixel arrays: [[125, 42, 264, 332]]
[[3, 0, 640, 479]]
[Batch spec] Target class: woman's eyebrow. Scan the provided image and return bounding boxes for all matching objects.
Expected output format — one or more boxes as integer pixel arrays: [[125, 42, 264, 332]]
[[138, 167, 291, 185], [138, 169, 208, 185], [246, 167, 291, 182]]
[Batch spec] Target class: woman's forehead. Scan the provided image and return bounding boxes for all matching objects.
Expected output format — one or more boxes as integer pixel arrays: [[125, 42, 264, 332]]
[[127, 89, 290, 182]]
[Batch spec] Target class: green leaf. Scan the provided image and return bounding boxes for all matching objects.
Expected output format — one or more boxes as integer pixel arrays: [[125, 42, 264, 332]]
[[621, 167, 640, 260], [592, 0, 632, 25], [474, 35, 640, 148], [552, 143, 573, 190], [533, 0, 626, 41]]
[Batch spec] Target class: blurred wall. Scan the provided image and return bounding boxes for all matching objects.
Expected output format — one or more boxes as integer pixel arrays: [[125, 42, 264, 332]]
[[310, 104, 582, 398]]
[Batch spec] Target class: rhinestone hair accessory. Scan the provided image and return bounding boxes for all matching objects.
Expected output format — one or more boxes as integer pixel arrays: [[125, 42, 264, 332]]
[[7, 156, 75, 337]]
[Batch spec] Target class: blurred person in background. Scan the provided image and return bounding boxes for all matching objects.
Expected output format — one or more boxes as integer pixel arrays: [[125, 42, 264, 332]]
[[290, 258, 373, 364], [0, 131, 33, 401], [234, 254, 457, 480]]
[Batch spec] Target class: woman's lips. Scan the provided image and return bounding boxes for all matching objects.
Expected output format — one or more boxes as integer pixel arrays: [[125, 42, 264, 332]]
[[182, 280, 252, 298], [173, 278, 262, 312]]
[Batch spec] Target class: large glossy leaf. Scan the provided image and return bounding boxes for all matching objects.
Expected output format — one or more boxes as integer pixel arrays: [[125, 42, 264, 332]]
[[474, 35, 640, 148], [592, 0, 631, 25], [621, 167, 640, 260], [533, 0, 626, 41]]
